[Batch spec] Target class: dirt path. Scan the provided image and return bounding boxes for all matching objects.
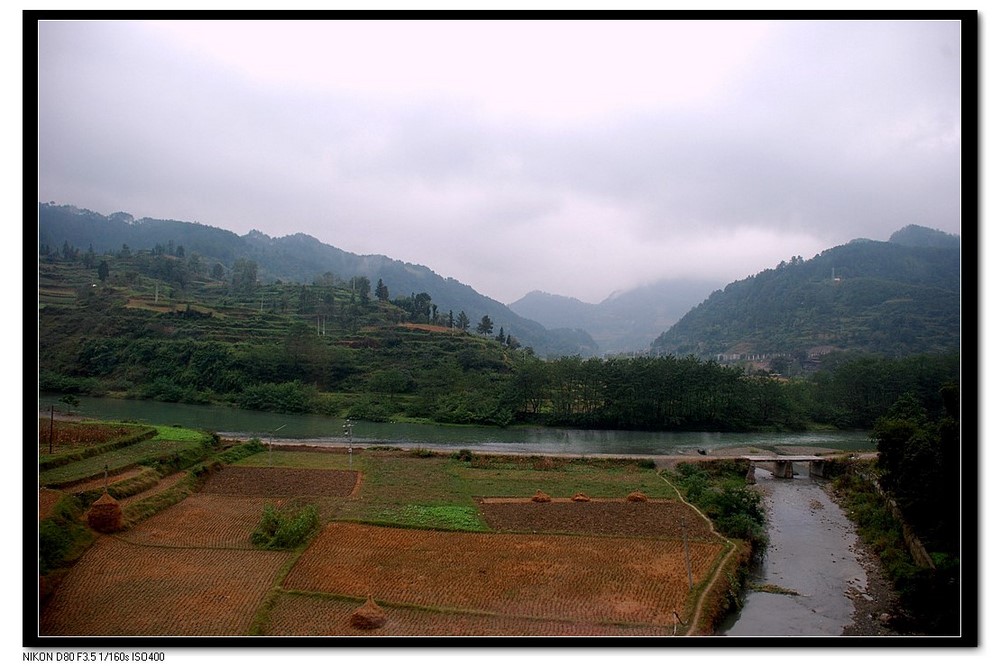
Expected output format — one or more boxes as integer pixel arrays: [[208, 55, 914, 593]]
[[654, 474, 737, 636]]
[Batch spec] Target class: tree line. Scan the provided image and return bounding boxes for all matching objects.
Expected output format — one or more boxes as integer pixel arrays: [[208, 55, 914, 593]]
[[39, 250, 958, 432]]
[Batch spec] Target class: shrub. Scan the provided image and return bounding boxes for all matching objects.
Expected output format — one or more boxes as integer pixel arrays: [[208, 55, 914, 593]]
[[238, 381, 317, 414], [410, 448, 436, 458], [251, 504, 319, 549], [218, 438, 267, 463], [38, 496, 94, 575], [347, 394, 394, 422]]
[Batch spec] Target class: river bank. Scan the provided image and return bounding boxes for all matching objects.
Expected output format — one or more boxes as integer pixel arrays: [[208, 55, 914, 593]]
[[720, 464, 899, 637]]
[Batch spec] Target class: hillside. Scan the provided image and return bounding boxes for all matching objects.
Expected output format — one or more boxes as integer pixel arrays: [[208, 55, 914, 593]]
[[37, 249, 532, 426], [649, 229, 961, 364], [37, 203, 597, 358], [510, 279, 720, 355]]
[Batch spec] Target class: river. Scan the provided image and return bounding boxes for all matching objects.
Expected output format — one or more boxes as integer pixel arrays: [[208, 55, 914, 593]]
[[720, 464, 868, 636], [38, 394, 873, 456], [40, 394, 874, 635]]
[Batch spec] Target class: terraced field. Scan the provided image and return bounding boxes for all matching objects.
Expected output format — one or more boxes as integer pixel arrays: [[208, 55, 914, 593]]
[[39, 444, 736, 638]]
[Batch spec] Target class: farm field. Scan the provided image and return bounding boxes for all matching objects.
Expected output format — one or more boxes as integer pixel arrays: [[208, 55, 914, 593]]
[[260, 591, 684, 636], [39, 537, 289, 636], [281, 522, 725, 628], [38, 442, 738, 638]]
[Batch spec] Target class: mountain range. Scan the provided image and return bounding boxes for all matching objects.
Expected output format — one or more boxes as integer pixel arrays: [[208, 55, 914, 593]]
[[37, 203, 598, 358], [508, 278, 719, 355], [37, 203, 961, 363]]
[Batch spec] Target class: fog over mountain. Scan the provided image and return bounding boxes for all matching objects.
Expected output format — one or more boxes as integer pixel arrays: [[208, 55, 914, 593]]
[[36, 19, 962, 304], [509, 278, 720, 354]]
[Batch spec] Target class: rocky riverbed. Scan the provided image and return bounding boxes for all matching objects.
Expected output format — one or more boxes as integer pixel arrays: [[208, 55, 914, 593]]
[[722, 464, 898, 637]]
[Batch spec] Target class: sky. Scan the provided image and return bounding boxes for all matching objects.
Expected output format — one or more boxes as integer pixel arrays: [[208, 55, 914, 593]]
[[36, 18, 963, 306]]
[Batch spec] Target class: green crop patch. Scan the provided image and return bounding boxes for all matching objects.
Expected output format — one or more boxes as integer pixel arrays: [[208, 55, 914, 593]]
[[370, 504, 486, 532]]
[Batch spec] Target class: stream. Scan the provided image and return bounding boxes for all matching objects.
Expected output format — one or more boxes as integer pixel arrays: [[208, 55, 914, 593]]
[[720, 464, 867, 636]]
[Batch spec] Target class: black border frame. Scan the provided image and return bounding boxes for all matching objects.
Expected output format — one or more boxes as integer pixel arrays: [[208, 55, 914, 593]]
[[23, 8, 980, 650]]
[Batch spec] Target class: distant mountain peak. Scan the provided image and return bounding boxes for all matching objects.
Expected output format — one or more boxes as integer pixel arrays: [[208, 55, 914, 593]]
[[889, 224, 960, 248]]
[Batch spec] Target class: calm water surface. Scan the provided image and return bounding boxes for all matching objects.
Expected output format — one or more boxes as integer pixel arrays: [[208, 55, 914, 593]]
[[39, 394, 873, 456]]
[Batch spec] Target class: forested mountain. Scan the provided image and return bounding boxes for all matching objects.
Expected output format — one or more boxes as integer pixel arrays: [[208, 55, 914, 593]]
[[509, 278, 719, 354], [650, 228, 961, 364], [37, 223, 960, 432], [37, 203, 597, 358]]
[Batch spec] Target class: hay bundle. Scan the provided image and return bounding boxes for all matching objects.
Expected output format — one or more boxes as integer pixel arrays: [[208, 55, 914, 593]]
[[530, 490, 552, 503], [350, 596, 386, 630], [571, 492, 590, 502], [87, 491, 123, 532], [626, 490, 648, 503]]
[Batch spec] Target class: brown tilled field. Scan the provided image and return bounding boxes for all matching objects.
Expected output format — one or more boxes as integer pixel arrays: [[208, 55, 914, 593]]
[[38, 419, 144, 450], [122, 494, 278, 549], [478, 498, 714, 539], [198, 467, 360, 497], [39, 537, 289, 636], [282, 522, 725, 628], [40, 454, 731, 637], [261, 592, 684, 636]]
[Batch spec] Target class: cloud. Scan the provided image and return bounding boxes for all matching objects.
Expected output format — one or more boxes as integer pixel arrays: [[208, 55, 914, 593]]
[[36, 19, 963, 304]]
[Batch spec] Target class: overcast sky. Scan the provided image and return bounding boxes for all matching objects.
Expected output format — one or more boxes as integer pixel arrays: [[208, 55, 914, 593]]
[[36, 19, 963, 304]]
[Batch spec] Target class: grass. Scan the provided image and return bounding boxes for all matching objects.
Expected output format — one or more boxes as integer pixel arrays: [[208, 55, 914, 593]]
[[232, 447, 674, 531], [234, 450, 353, 470], [39, 426, 212, 487], [149, 425, 208, 442], [369, 504, 487, 532]]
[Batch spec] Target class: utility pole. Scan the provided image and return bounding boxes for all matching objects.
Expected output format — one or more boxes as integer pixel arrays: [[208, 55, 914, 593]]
[[343, 419, 354, 469]]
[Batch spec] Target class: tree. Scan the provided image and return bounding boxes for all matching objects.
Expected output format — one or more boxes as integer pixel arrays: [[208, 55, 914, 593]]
[[375, 278, 390, 302], [351, 276, 371, 303], [187, 252, 204, 276], [456, 311, 470, 331], [476, 314, 494, 336], [232, 258, 258, 294], [211, 263, 225, 281], [97, 260, 109, 282]]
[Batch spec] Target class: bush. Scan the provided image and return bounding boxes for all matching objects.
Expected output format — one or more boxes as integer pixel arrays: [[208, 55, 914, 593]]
[[347, 394, 394, 422], [237, 381, 317, 414], [410, 448, 436, 458], [38, 496, 94, 575], [251, 504, 319, 549], [218, 437, 267, 463], [670, 462, 767, 548]]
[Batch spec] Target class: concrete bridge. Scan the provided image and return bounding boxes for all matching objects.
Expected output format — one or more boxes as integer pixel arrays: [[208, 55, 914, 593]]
[[744, 454, 839, 481]]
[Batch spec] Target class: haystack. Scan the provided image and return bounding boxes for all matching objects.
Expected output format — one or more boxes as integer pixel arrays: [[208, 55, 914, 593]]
[[87, 491, 122, 532], [530, 490, 552, 503], [350, 596, 387, 630], [571, 492, 590, 502], [626, 490, 648, 503]]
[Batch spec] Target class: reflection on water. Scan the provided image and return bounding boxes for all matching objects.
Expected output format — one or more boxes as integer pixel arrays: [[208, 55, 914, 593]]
[[39, 394, 872, 456]]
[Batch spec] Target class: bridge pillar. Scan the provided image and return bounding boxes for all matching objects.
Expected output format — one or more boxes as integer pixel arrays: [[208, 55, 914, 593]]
[[809, 460, 826, 478], [772, 461, 794, 479]]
